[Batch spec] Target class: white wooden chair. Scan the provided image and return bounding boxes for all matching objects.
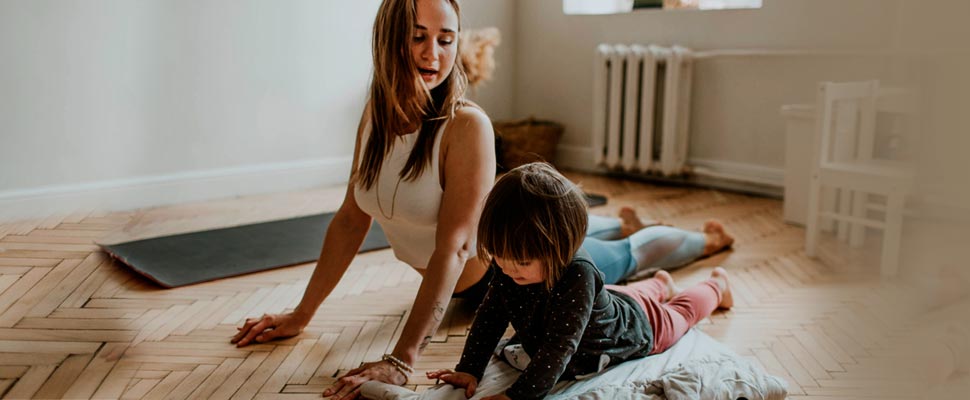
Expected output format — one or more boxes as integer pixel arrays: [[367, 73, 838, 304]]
[[804, 80, 914, 277]]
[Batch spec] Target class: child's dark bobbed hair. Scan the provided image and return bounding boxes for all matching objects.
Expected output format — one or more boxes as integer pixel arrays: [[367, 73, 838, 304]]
[[477, 162, 588, 290]]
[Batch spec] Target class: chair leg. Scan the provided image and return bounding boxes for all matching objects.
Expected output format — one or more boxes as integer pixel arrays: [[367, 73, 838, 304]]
[[850, 190, 867, 248], [821, 187, 837, 232], [805, 175, 822, 257], [837, 188, 851, 243], [881, 192, 905, 277]]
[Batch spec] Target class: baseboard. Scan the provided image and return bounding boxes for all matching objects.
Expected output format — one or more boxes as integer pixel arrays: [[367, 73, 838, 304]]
[[0, 157, 352, 223], [688, 158, 784, 197], [555, 145, 784, 197], [687, 158, 785, 188]]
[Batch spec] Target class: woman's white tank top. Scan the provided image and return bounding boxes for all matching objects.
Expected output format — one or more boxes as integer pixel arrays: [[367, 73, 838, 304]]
[[353, 121, 446, 270]]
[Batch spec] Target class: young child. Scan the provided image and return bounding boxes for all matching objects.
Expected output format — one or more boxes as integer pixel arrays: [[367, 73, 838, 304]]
[[427, 162, 734, 400]]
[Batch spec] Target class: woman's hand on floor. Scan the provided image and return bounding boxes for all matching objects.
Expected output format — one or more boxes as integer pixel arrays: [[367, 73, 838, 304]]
[[325, 360, 408, 399], [426, 369, 478, 398], [230, 312, 307, 347]]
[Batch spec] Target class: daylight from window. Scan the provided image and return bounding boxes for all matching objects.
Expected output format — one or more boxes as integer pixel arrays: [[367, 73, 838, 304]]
[[563, 0, 763, 15]]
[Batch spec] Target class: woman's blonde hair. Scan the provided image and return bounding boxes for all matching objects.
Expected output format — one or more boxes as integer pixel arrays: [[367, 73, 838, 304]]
[[356, 0, 469, 190], [477, 163, 589, 290]]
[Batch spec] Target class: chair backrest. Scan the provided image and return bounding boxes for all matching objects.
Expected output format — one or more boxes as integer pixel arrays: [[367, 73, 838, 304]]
[[812, 80, 879, 169]]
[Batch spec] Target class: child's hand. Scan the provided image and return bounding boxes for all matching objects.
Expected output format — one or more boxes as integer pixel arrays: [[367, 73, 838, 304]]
[[481, 395, 511, 400], [426, 369, 478, 398]]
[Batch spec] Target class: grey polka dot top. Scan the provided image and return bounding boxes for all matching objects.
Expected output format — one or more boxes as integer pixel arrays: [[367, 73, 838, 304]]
[[455, 249, 654, 399]]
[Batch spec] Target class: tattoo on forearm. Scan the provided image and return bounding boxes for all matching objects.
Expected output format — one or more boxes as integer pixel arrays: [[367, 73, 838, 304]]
[[419, 302, 446, 352], [433, 301, 446, 322]]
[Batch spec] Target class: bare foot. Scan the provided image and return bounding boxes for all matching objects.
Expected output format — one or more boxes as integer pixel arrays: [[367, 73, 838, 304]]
[[702, 220, 735, 256], [619, 207, 665, 237], [710, 267, 733, 309], [652, 270, 680, 302]]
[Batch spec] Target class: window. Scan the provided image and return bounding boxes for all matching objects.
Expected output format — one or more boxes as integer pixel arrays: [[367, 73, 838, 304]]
[[563, 0, 762, 15], [563, 0, 633, 15]]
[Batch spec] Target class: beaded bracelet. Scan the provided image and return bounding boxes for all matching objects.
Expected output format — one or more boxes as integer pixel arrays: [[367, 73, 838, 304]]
[[381, 353, 414, 383]]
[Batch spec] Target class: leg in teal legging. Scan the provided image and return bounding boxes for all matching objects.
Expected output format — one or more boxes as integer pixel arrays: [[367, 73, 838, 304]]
[[584, 215, 707, 285], [587, 214, 625, 240]]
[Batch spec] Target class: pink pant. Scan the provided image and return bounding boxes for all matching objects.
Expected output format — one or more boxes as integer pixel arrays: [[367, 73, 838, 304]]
[[606, 278, 722, 355]]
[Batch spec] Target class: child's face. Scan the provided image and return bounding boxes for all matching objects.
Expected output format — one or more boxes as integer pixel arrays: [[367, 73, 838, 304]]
[[493, 257, 545, 285]]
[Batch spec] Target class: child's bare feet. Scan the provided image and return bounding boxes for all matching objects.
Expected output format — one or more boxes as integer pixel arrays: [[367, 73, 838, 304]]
[[619, 207, 665, 237], [652, 270, 680, 301], [702, 220, 735, 256], [710, 267, 733, 309]]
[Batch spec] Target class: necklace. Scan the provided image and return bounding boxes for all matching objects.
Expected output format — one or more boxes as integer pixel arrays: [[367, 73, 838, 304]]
[[375, 172, 403, 220], [375, 133, 414, 220]]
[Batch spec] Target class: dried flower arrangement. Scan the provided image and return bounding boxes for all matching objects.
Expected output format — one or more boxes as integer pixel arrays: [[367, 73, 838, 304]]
[[459, 27, 501, 89]]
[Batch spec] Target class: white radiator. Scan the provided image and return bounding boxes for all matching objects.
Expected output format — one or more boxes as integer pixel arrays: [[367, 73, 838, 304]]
[[591, 44, 694, 176]]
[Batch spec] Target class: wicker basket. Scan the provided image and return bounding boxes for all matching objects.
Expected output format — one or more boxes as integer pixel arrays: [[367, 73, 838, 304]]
[[493, 117, 564, 170]]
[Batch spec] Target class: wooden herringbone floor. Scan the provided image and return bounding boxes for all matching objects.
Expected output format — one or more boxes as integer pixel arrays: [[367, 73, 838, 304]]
[[0, 172, 966, 399]]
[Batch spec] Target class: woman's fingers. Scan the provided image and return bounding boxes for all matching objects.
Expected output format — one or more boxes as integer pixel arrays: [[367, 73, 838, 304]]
[[323, 375, 350, 397], [234, 315, 274, 347], [343, 361, 375, 378], [324, 360, 409, 397], [230, 318, 260, 343], [465, 379, 477, 398], [230, 323, 254, 344], [338, 388, 361, 400], [254, 327, 281, 343], [330, 375, 364, 399], [232, 313, 305, 347], [322, 379, 342, 397]]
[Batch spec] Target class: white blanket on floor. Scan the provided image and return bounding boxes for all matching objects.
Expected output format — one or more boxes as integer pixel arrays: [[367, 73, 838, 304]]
[[361, 329, 788, 400]]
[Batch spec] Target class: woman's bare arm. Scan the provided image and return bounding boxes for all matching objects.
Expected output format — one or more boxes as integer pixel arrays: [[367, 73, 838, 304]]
[[391, 106, 495, 364], [325, 107, 495, 398], [232, 105, 373, 347]]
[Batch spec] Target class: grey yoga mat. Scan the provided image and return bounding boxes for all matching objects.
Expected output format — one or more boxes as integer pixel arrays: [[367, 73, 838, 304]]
[[101, 213, 389, 288], [101, 193, 606, 288]]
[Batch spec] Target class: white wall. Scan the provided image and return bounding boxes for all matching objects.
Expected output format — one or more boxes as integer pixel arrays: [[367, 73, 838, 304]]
[[513, 0, 907, 186], [0, 0, 382, 220], [892, 0, 970, 209], [0, 0, 519, 221], [4, 0, 964, 222], [461, 0, 517, 121]]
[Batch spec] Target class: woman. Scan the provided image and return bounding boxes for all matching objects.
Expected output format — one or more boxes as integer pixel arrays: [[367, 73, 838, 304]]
[[231, 0, 733, 398], [235, 1, 493, 398]]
